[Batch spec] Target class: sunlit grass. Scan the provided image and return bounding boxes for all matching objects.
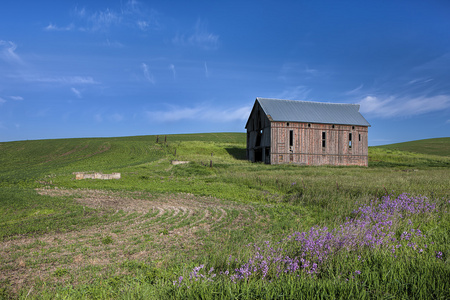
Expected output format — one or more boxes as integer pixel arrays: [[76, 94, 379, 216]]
[[0, 133, 448, 299]]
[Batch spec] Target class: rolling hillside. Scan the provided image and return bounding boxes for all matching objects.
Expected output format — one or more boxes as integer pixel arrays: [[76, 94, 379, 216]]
[[0, 133, 449, 299], [374, 137, 450, 157]]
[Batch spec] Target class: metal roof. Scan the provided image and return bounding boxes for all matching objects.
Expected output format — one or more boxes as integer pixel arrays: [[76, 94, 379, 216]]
[[256, 98, 371, 127]]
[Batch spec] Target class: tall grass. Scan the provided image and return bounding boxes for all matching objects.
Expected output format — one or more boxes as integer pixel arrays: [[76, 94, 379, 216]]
[[167, 193, 449, 299], [0, 133, 448, 299]]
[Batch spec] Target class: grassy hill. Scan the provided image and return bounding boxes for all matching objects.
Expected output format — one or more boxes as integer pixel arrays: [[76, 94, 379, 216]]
[[0, 133, 449, 299], [375, 137, 450, 156]]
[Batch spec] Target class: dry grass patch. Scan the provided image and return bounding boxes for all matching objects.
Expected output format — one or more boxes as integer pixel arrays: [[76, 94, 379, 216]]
[[0, 188, 255, 293]]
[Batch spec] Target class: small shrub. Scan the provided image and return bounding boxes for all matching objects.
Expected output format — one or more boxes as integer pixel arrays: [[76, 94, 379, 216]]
[[102, 236, 114, 245], [53, 268, 69, 277]]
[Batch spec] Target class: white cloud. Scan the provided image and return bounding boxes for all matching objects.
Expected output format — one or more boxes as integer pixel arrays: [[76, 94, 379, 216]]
[[109, 113, 124, 122], [71, 87, 82, 98], [89, 8, 121, 31], [104, 39, 124, 48], [407, 78, 433, 85], [278, 62, 321, 81], [169, 64, 176, 79], [137, 20, 149, 30], [10, 96, 23, 101], [0, 97, 6, 105], [358, 95, 450, 118], [94, 113, 123, 122], [44, 23, 74, 31], [172, 19, 219, 50], [94, 114, 103, 123], [26, 75, 99, 85], [146, 104, 251, 123], [274, 86, 311, 100], [60, 2, 160, 33], [413, 52, 450, 72], [345, 84, 364, 95], [141, 63, 155, 84], [0, 40, 23, 64]]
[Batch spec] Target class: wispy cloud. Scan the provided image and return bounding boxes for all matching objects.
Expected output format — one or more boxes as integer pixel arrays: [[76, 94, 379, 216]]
[[0, 40, 23, 64], [172, 19, 219, 50], [94, 113, 124, 123], [123, 0, 161, 31], [413, 52, 450, 72], [44, 23, 75, 31], [71, 87, 82, 98], [71, 6, 121, 32], [137, 21, 150, 30], [345, 84, 364, 95], [146, 104, 251, 123], [169, 64, 176, 79], [88, 8, 121, 31], [358, 95, 450, 118], [407, 78, 433, 85], [103, 39, 124, 48], [10, 96, 23, 101], [0, 97, 6, 105], [46, 1, 160, 33], [141, 63, 155, 84], [278, 62, 320, 81], [94, 114, 103, 123], [24, 75, 99, 85], [109, 113, 124, 122], [274, 86, 311, 100]]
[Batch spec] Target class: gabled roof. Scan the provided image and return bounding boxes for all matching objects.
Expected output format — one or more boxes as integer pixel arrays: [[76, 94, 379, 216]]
[[254, 98, 371, 127]]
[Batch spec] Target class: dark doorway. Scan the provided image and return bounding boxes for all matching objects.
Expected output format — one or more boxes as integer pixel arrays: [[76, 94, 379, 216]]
[[255, 149, 262, 162], [265, 147, 270, 164]]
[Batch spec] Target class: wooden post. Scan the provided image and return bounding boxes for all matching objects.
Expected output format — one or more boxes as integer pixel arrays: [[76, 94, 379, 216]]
[[156, 135, 159, 143]]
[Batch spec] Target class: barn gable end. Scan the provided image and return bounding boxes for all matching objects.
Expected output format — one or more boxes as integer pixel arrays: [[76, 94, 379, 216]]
[[245, 98, 371, 166]]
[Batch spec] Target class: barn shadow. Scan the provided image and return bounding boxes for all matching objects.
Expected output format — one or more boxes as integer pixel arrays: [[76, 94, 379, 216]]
[[225, 147, 247, 160]]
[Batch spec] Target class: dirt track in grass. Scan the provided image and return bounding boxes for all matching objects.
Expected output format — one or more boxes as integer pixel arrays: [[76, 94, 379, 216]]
[[0, 188, 257, 294]]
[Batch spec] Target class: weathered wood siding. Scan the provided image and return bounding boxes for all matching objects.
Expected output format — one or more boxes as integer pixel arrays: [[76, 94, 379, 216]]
[[270, 122, 368, 166]]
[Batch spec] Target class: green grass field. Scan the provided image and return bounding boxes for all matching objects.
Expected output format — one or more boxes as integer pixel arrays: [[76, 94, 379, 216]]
[[0, 134, 449, 299]]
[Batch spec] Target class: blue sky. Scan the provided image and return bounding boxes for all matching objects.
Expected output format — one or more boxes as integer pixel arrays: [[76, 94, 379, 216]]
[[1, 0, 449, 145]]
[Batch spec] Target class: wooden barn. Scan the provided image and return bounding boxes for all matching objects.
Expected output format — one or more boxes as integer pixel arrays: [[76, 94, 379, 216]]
[[245, 98, 371, 166]]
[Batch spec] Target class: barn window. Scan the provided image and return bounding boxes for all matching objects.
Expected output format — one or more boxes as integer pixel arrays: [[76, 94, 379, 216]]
[[289, 130, 294, 147], [308, 123, 311, 128], [322, 132, 326, 148], [287, 122, 290, 126], [332, 125, 335, 129], [279, 155, 283, 162], [359, 134, 361, 142], [352, 126, 355, 130], [349, 133, 352, 149]]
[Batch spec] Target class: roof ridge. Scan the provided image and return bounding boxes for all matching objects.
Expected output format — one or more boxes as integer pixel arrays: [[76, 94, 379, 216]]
[[256, 97, 359, 106], [252, 97, 370, 127]]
